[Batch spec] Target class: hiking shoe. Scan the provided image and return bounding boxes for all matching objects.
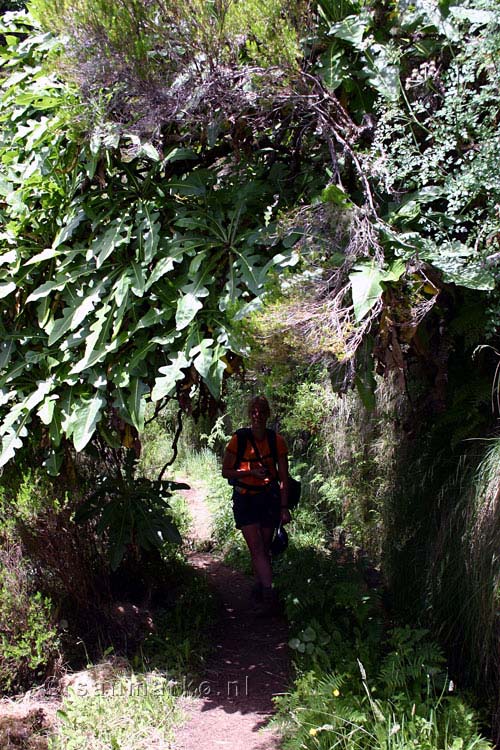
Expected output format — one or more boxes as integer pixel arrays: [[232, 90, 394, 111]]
[[255, 587, 280, 617]]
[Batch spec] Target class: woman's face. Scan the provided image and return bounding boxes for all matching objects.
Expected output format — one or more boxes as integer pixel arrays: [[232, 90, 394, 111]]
[[250, 404, 268, 430]]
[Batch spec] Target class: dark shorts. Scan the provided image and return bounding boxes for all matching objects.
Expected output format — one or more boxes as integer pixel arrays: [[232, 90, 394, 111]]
[[232, 488, 281, 529]]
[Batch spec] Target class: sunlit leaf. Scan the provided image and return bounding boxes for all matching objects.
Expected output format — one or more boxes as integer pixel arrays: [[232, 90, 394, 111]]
[[129, 261, 145, 297], [72, 391, 106, 451], [90, 217, 130, 269], [0, 281, 16, 298], [26, 279, 65, 302], [175, 292, 203, 331], [322, 183, 353, 207], [349, 260, 405, 322], [329, 15, 367, 48]]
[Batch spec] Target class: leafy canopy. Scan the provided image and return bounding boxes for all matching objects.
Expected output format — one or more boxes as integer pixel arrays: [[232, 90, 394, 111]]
[[0, 10, 300, 470], [1, 0, 500, 470]]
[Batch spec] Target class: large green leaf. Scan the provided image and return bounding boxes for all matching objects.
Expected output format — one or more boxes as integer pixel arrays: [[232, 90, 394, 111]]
[[72, 391, 106, 451], [349, 263, 385, 322], [363, 44, 400, 101], [191, 338, 214, 379], [321, 183, 354, 208], [111, 282, 130, 338], [26, 279, 65, 302], [0, 379, 49, 463], [47, 283, 104, 345], [44, 447, 64, 476], [175, 292, 203, 331], [37, 395, 57, 425], [90, 217, 130, 269], [1, 378, 55, 433], [53, 208, 87, 248], [138, 208, 160, 264], [145, 256, 175, 291], [165, 171, 209, 197], [127, 377, 148, 431], [330, 14, 367, 48], [349, 260, 406, 322], [127, 337, 160, 375], [0, 281, 16, 298], [234, 252, 266, 295], [70, 302, 115, 374], [203, 358, 226, 400], [0, 417, 29, 467], [129, 260, 146, 297], [151, 352, 190, 401]]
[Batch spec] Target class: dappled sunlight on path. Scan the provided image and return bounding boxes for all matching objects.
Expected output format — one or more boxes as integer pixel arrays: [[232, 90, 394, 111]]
[[173, 486, 290, 750]]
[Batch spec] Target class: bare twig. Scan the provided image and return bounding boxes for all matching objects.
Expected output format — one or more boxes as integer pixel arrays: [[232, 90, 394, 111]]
[[158, 408, 183, 481], [144, 397, 171, 427]]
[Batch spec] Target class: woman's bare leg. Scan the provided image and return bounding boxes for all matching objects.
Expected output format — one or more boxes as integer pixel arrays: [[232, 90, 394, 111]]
[[261, 525, 274, 557], [241, 523, 272, 588]]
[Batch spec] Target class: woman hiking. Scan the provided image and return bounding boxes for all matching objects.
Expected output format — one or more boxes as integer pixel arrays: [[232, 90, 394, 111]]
[[222, 395, 290, 615]]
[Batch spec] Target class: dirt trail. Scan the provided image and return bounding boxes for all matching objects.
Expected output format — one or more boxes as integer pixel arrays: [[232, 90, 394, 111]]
[[172, 484, 290, 750]]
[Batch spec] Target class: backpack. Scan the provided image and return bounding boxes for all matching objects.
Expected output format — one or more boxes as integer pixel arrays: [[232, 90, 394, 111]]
[[230, 427, 301, 510]]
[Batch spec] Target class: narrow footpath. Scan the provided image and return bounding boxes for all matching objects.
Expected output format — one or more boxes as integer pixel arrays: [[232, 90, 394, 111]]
[[172, 485, 290, 750]]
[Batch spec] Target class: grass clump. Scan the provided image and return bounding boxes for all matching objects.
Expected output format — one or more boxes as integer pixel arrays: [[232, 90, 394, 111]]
[[49, 673, 181, 750]]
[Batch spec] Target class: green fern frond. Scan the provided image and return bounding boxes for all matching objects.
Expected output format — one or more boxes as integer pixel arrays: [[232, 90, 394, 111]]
[[379, 627, 445, 694]]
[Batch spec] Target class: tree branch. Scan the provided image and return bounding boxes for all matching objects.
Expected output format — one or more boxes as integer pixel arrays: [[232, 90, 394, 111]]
[[158, 408, 183, 481]]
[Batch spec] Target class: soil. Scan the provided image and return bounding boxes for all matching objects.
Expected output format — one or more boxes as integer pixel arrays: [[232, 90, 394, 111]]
[[172, 481, 290, 750], [0, 698, 57, 750], [0, 480, 291, 750]]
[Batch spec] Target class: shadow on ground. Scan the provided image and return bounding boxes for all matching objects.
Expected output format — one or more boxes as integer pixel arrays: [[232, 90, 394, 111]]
[[173, 552, 290, 749]]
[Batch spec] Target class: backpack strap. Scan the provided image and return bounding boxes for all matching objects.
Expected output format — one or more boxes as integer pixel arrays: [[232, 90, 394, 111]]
[[266, 428, 278, 469], [230, 427, 278, 490], [229, 428, 253, 489], [234, 428, 252, 469], [245, 428, 278, 471]]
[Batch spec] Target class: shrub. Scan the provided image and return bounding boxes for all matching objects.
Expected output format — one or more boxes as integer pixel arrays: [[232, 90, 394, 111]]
[[0, 543, 59, 693], [276, 628, 492, 750], [275, 544, 492, 750]]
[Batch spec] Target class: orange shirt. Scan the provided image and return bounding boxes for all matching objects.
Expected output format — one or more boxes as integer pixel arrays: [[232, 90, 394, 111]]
[[226, 430, 287, 494]]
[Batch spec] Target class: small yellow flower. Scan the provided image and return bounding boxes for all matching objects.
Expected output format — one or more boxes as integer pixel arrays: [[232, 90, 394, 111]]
[[332, 689, 340, 697], [309, 728, 318, 736]]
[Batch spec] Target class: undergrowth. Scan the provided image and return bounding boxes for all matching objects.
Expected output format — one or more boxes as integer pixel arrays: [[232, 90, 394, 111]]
[[0, 543, 59, 693], [0, 440, 216, 713], [49, 673, 182, 750], [272, 517, 493, 750], [273, 539, 491, 750], [136, 554, 217, 676]]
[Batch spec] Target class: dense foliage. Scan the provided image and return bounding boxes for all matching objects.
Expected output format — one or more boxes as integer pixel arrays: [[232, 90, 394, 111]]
[[0, 0, 499, 470], [0, 0, 499, 743], [0, 7, 308, 471]]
